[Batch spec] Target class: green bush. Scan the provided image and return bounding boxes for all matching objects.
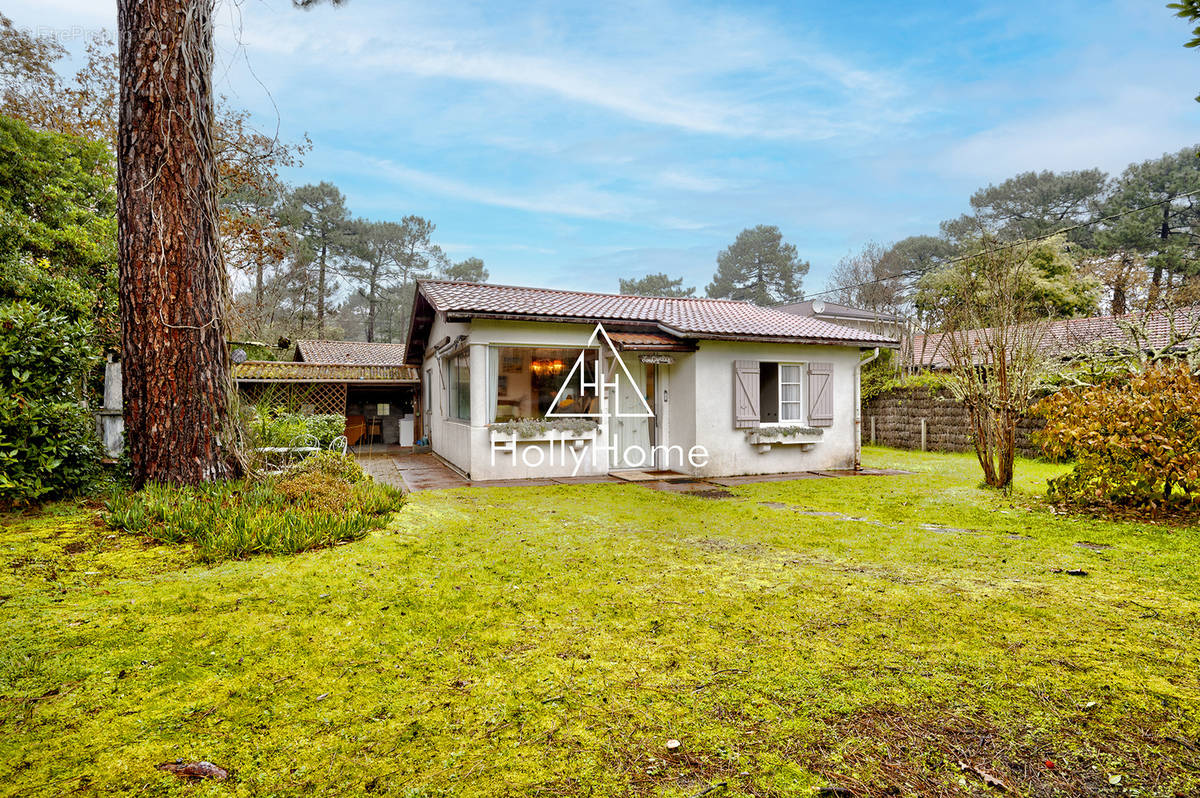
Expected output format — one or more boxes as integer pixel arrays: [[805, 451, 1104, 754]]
[[102, 453, 405, 562], [0, 254, 95, 322], [863, 368, 954, 404], [246, 407, 346, 448], [0, 299, 101, 504], [859, 349, 895, 403], [287, 450, 368, 483], [0, 300, 97, 402], [0, 396, 101, 502]]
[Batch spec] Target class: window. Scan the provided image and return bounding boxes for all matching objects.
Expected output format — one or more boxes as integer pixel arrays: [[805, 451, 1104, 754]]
[[734, 360, 833, 431], [488, 346, 597, 422], [446, 352, 470, 421], [779, 364, 804, 422], [759, 362, 805, 424]]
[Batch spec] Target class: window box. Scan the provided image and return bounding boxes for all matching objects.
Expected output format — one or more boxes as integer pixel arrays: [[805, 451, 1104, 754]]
[[488, 419, 600, 451], [745, 426, 823, 453]]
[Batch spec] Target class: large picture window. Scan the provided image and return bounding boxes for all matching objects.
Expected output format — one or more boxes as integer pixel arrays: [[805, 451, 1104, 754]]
[[446, 352, 470, 421], [488, 346, 597, 422]]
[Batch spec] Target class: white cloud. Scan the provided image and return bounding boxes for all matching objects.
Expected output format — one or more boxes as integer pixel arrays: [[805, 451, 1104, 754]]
[[224, 0, 918, 142], [941, 60, 1200, 181], [337, 152, 640, 220], [654, 170, 737, 193]]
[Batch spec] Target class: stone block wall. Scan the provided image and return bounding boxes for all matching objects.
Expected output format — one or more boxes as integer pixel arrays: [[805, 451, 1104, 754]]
[[862, 386, 1044, 458]]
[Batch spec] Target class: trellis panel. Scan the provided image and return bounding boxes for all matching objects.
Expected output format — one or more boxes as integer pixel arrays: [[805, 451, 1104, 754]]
[[240, 382, 347, 415]]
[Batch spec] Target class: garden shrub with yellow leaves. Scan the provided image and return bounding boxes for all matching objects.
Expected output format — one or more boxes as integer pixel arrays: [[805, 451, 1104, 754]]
[[1035, 361, 1200, 512]]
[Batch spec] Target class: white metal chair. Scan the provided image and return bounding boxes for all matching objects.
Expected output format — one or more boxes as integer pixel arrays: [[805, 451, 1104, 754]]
[[328, 435, 348, 455], [288, 434, 320, 451]]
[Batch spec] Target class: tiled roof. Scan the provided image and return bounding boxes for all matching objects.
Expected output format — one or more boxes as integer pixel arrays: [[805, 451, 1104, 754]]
[[234, 360, 419, 383], [910, 305, 1200, 369], [295, 339, 412, 366], [417, 280, 897, 345], [607, 331, 695, 351]]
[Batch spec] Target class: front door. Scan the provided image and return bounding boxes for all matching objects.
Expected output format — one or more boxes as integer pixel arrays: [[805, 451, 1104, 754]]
[[608, 355, 655, 469]]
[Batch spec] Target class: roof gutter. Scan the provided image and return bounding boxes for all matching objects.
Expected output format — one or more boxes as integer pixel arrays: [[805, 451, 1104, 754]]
[[422, 310, 897, 348], [658, 322, 898, 348], [854, 347, 881, 470]]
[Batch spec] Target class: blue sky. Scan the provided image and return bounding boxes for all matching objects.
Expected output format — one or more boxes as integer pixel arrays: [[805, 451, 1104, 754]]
[[10, 0, 1200, 295]]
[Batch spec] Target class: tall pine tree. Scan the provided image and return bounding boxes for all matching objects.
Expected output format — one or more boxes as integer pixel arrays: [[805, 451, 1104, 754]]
[[706, 225, 807, 305]]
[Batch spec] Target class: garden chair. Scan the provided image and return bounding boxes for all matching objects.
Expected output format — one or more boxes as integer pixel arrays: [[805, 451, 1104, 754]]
[[328, 435, 348, 456]]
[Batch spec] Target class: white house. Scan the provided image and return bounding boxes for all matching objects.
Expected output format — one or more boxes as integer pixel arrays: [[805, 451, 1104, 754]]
[[404, 280, 898, 481]]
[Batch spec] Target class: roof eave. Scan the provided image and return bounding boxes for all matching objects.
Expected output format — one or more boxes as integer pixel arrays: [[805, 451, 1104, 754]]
[[656, 322, 898, 349]]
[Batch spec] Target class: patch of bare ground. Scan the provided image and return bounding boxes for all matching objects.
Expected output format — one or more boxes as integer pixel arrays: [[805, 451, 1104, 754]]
[[798, 705, 1200, 797], [606, 741, 784, 798]]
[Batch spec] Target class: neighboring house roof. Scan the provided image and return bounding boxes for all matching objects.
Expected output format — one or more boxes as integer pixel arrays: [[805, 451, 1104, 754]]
[[910, 305, 1200, 369], [407, 280, 898, 361], [776, 299, 901, 324], [295, 339, 411, 367], [234, 360, 420, 383]]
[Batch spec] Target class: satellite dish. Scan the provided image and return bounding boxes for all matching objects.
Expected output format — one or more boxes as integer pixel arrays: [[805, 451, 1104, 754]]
[[811, 298, 825, 314], [231, 348, 248, 364]]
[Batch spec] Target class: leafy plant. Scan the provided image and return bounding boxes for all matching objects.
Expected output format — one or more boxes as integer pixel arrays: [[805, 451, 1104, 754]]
[[489, 418, 599, 437], [0, 295, 102, 504], [862, 367, 957, 405], [1034, 362, 1200, 512], [244, 404, 346, 448], [0, 300, 97, 400], [102, 453, 405, 561], [0, 396, 101, 503]]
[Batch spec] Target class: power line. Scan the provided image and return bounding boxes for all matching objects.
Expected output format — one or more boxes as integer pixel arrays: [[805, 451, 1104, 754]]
[[804, 188, 1200, 301]]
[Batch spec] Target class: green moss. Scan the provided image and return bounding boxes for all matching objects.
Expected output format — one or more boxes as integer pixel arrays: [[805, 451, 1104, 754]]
[[1, 448, 1197, 796]]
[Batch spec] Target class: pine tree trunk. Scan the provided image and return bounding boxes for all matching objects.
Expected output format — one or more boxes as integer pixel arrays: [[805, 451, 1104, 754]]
[[117, 0, 241, 487], [366, 262, 379, 342], [317, 241, 327, 337], [1151, 203, 1170, 291], [366, 294, 377, 342]]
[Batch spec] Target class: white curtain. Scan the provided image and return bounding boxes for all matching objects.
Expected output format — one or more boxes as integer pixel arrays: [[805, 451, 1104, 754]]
[[487, 347, 500, 423]]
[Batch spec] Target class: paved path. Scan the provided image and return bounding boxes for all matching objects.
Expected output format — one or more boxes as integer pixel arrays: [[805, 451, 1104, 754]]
[[357, 451, 909, 494]]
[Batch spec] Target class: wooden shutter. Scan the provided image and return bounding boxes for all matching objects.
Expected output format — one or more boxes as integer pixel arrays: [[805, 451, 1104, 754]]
[[807, 362, 833, 427], [733, 360, 760, 429]]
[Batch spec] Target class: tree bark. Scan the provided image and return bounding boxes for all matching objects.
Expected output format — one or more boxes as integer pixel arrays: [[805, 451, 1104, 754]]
[[366, 276, 379, 343], [117, 0, 241, 486], [316, 241, 327, 337]]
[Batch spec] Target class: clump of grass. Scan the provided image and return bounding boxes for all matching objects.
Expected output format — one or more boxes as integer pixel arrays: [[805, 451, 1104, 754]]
[[101, 453, 404, 562]]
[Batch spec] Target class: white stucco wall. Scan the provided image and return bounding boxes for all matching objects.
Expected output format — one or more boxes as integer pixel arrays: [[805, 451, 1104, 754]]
[[422, 317, 615, 480], [685, 340, 863, 476], [420, 314, 473, 475], [420, 313, 868, 480]]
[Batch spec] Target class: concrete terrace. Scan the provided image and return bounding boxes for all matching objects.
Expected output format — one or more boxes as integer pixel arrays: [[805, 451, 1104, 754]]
[[356, 450, 910, 493]]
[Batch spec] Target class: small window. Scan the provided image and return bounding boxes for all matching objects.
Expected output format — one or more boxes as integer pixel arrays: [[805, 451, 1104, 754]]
[[445, 352, 470, 421], [759, 361, 805, 424], [779, 364, 804, 422]]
